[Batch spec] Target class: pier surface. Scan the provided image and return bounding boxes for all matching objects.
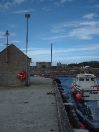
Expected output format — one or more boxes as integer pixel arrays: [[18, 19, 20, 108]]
[[0, 77, 60, 132]]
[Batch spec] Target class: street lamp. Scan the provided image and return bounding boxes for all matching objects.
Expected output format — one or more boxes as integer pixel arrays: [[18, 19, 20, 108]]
[[25, 13, 31, 86], [51, 43, 52, 67], [5, 30, 10, 63]]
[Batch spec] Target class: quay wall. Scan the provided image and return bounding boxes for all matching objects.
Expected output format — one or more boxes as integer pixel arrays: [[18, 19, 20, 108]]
[[53, 83, 73, 132], [53, 79, 89, 132]]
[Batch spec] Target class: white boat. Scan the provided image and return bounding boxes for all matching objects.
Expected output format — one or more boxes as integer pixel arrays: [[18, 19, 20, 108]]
[[57, 75, 99, 131], [71, 73, 99, 100]]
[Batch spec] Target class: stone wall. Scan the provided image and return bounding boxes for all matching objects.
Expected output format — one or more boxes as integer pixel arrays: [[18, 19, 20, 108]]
[[0, 44, 30, 87], [0, 71, 25, 87]]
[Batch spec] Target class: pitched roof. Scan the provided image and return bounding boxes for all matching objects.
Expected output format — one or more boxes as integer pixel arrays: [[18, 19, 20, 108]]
[[0, 44, 30, 59]]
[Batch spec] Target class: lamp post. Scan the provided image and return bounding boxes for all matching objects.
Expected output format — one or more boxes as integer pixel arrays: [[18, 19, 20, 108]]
[[51, 43, 52, 67], [5, 30, 10, 63], [25, 13, 30, 86]]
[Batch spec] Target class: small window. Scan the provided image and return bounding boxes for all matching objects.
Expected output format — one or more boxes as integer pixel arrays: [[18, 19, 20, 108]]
[[76, 77, 78, 81], [79, 77, 84, 81], [91, 78, 94, 81], [86, 78, 89, 81]]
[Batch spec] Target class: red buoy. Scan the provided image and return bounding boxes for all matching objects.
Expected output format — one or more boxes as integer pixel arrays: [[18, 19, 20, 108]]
[[17, 70, 26, 81], [75, 92, 82, 101], [97, 87, 99, 90], [80, 123, 86, 129]]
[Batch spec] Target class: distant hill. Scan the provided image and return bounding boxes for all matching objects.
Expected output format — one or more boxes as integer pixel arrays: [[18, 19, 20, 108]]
[[67, 61, 99, 68]]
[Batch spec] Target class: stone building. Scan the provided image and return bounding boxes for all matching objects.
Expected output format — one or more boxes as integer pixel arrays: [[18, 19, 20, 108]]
[[36, 62, 51, 69], [0, 44, 31, 87]]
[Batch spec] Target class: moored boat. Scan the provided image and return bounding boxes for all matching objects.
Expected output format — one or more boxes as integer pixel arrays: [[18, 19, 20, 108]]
[[71, 74, 99, 100], [71, 73, 99, 131]]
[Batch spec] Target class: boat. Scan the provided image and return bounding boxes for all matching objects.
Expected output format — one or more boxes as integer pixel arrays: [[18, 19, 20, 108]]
[[71, 73, 99, 131]]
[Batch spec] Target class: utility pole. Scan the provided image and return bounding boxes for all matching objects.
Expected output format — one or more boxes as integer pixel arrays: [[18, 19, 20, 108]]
[[51, 43, 52, 67], [5, 30, 10, 63], [25, 13, 31, 86]]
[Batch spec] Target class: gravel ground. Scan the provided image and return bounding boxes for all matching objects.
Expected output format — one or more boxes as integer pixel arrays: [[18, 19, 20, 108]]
[[0, 77, 59, 132]]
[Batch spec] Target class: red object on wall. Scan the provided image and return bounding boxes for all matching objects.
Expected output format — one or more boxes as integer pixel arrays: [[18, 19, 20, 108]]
[[17, 71, 26, 81]]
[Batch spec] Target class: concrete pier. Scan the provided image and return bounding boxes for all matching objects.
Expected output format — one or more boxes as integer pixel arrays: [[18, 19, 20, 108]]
[[0, 76, 72, 132]]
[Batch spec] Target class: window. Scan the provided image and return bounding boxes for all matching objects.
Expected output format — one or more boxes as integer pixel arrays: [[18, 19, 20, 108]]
[[79, 77, 84, 81], [91, 78, 94, 81], [86, 78, 89, 81], [76, 77, 78, 81]]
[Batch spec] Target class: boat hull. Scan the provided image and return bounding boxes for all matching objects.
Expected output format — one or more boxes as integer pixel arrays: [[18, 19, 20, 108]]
[[76, 109, 99, 132]]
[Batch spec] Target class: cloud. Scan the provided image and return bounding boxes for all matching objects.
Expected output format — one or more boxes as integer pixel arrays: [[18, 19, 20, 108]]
[[51, 21, 79, 34], [22, 44, 99, 56], [9, 25, 16, 28], [68, 26, 99, 40], [41, 20, 99, 40], [42, 6, 52, 12], [0, 36, 5, 39], [79, 21, 99, 26], [0, 31, 5, 36], [95, 4, 99, 8], [50, 18, 99, 40], [21, 44, 99, 63], [41, 34, 66, 40], [11, 40, 21, 43], [0, 31, 16, 38], [61, 55, 99, 64], [83, 13, 96, 19], [0, 0, 26, 10], [39, 0, 73, 3], [13, 9, 33, 14], [54, 44, 99, 54], [60, 0, 73, 3], [51, 20, 99, 32], [68, 20, 99, 39], [54, 0, 73, 6], [74, 44, 99, 52], [14, 0, 25, 4], [39, 0, 45, 2]]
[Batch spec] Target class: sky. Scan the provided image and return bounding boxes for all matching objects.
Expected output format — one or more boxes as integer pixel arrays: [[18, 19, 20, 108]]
[[0, 0, 99, 65]]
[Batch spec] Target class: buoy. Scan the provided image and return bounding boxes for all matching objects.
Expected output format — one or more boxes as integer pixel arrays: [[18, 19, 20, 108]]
[[75, 92, 82, 101], [80, 123, 86, 129], [97, 87, 99, 90], [17, 70, 26, 81]]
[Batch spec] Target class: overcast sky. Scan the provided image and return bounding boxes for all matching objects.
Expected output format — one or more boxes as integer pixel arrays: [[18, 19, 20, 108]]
[[0, 0, 99, 65]]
